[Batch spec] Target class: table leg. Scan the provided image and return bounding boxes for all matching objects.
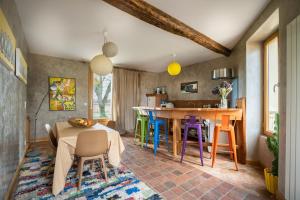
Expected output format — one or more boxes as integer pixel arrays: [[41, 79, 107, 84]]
[[177, 120, 182, 154], [236, 120, 246, 164], [172, 119, 177, 156], [172, 119, 181, 156]]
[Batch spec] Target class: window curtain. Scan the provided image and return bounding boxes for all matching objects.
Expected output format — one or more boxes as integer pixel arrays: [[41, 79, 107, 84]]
[[112, 68, 140, 133]]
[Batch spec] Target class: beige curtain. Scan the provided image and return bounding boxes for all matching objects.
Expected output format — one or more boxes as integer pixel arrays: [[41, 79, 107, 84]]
[[112, 68, 140, 133]]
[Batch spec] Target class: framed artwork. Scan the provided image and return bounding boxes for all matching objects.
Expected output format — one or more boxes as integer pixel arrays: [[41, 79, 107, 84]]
[[181, 81, 198, 93], [0, 8, 16, 71], [49, 77, 76, 111], [16, 48, 28, 84]]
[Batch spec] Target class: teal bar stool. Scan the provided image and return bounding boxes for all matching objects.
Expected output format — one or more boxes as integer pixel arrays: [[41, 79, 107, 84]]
[[134, 108, 148, 147]]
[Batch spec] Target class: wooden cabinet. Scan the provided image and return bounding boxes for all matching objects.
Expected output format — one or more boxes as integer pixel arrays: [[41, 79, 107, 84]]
[[146, 93, 168, 107]]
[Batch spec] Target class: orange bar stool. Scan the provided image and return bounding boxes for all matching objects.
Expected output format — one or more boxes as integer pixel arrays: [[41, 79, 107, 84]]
[[211, 115, 238, 171]]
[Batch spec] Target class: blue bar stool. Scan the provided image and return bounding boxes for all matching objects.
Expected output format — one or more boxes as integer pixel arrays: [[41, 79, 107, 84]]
[[145, 111, 169, 156]]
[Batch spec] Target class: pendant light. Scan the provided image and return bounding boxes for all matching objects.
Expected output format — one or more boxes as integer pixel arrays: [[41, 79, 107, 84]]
[[90, 31, 118, 75], [90, 54, 113, 75], [167, 54, 181, 76], [102, 31, 118, 58]]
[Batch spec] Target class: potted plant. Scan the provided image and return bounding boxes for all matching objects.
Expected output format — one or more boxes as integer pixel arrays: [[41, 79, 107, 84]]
[[212, 81, 232, 108], [264, 113, 279, 194]]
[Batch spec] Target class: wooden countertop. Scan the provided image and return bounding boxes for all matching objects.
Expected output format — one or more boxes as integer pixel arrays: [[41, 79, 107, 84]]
[[134, 106, 241, 112]]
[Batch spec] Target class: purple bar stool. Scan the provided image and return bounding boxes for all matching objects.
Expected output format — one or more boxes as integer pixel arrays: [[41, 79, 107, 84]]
[[180, 115, 204, 166]]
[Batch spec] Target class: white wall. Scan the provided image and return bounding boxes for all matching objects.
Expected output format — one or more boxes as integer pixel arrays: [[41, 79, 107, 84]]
[[245, 42, 264, 160], [285, 14, 300, 200]]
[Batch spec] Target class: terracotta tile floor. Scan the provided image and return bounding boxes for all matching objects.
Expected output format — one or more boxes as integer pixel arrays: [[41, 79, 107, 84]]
[[121, 136, 275, 200]]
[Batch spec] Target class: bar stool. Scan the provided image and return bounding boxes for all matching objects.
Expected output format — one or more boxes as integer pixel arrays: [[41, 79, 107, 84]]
[[211, 115, 238, 170], [180, 115, 204, 166], [145, 111, 169, 156], [134, 108, 148, 147]]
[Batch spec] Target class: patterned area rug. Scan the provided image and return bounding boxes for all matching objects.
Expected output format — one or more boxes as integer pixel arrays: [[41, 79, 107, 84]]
[[14, 146, 162, 200]]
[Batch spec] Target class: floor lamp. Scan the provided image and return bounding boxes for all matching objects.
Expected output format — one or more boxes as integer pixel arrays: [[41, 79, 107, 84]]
[[33, 84, 57, 142]]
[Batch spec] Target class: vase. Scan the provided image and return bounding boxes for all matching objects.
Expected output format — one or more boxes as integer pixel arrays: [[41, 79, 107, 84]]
[[264, 168, 278, 194], [220, 98, 228, 108]]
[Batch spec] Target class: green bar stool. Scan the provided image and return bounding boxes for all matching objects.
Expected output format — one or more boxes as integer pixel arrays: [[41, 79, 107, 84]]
[[134, 108, 148, 147]]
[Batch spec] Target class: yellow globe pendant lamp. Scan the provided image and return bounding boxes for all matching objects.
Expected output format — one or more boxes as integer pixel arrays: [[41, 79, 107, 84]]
[[167, 54, 181, 76]]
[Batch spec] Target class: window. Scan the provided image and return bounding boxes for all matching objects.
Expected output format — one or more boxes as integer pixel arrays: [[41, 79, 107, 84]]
[[264, 33, 279, 134], [92, 73, 112, 119]]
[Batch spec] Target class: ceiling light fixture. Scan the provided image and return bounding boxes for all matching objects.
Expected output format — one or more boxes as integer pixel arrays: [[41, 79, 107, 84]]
[[90, 54, 113, 75], [90, 31, 118, 75], [167, 53, 181, 76], [102, 31, 118, 58]]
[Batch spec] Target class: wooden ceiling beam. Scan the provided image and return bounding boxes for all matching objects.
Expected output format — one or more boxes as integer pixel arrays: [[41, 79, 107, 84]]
[[102, 0, 231, 56]]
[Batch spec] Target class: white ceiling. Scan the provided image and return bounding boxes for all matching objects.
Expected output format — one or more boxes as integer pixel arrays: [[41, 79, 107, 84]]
[[15, 0, 270, 72]]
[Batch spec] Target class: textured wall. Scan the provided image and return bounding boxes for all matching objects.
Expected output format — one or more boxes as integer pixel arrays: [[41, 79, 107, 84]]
[[278, 0, 300, 195], [157, 59, 237, 101], [139, 71, 159, 105], [27, 54, 89, 138], [139, 0, 279, 162], [0, 0, 28, 197]]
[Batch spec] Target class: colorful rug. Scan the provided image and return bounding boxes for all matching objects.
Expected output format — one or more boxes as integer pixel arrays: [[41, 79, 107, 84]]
[[14, 146, 162, 200]]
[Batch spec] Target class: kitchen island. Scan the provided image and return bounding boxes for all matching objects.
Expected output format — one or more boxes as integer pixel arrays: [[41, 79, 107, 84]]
[[133, 98, 246, 163]]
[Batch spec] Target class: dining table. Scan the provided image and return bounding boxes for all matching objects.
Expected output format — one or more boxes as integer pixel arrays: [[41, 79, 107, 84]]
[[52, 121, 125, 195], [133, 98, 246, 163]]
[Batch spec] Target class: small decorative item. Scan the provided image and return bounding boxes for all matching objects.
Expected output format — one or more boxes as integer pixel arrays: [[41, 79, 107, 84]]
[[161, 86, 166, 94], [156, 87, 161, 94], [68, 117, 96, 128], [15, 48, 27, 84], [0, 8, 16, 71], [181, 81, 198, 93], [49, 77, 76, 111], [212, 81, 232, 108], [264, 113, 279, 194]]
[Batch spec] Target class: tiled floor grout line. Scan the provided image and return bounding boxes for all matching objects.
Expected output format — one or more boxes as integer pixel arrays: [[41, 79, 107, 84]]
[[218, 186, 235, 200], [198, 180, 224, 199], [123, 138, 273, 199]]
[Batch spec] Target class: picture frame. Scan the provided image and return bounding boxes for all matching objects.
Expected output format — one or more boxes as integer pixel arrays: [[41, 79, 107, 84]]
[[0, 8, 16, 71], [181, 81, 198, 93], [15, 48, 28, 84], [49, 77, 76, 111]]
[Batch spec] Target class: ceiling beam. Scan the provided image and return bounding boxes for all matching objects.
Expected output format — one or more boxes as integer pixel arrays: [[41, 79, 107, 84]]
[[102, 0, 231, 56]]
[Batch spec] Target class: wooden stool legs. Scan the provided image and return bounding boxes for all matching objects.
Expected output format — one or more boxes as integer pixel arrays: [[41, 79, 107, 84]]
[[211, 125, 238, 171], [229, 127, 239, 170], [211, 125, 220, 168]]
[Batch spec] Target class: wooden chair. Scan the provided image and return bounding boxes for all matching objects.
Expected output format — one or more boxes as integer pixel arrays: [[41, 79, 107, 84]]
[[45, 124, 58, 150], [211, 115, 238, 171], [45, 124, 58, 175], [75, 130, 110, 190], [98, 119, 116, 130]]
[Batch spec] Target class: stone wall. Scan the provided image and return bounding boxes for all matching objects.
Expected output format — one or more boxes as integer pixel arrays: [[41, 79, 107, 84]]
[[0, 0, 28, 197], [139, 0, 279, 162], [139, 71, 159, 106], [157, 58, 237, 101], [27, 54, 89, 138]]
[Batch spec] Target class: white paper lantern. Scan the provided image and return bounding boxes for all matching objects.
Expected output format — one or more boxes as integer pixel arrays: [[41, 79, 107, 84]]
[[102, 42, 118, 57], [90, 54, 113, 75]]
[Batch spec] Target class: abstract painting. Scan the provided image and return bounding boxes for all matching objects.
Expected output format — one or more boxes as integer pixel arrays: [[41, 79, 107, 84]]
[[0, 8, 16, 71], [15, 48, 27, 84], [49, 77, 76, 111]]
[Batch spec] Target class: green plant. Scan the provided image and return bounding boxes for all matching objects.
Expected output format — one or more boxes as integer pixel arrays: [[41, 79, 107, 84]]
[[266, 113, 279, 176]]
